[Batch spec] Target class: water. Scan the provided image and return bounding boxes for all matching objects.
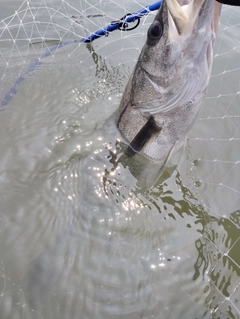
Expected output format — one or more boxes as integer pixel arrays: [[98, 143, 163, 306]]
[[0, 1, 240, 318]]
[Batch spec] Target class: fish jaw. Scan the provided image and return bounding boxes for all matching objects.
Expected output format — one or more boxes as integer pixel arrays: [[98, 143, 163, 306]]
[[116, 0, 219, 162]]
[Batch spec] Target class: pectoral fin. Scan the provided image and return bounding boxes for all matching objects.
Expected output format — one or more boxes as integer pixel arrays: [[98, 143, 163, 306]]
[[127, 115, 162, 157]]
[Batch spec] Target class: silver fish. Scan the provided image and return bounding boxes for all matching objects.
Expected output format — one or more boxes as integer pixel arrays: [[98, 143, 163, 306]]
[[116, 0, 220, 168]]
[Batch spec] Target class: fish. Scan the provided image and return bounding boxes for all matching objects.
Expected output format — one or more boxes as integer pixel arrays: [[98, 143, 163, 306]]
[[116, 0, 220, 171]]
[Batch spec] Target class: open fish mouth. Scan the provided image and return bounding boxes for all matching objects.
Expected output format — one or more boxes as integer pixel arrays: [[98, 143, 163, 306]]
[[166, 0, 206, 37]]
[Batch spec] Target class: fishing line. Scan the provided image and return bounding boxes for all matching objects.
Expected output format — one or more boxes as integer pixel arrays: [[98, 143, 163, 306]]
[[0, 1, 162, 108]]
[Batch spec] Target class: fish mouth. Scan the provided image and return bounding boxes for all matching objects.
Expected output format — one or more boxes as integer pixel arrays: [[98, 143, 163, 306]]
[[166, 0, 206, 37]]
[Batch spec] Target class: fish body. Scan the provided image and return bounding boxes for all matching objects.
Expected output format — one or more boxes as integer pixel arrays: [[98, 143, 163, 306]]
[[116, 0, 219, 165]]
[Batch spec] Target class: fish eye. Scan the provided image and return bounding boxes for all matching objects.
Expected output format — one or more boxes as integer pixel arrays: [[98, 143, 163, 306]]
[[150, 23, 162, 38], [147, 21, 163, 46]]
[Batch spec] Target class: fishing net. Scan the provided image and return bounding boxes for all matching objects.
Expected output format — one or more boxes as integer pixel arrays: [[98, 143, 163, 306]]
[[0, 1, 239, 318]]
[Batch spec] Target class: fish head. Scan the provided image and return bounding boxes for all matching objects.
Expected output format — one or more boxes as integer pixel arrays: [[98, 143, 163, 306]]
[[116, 0, 219, 163], [136, 0, 216, 106]]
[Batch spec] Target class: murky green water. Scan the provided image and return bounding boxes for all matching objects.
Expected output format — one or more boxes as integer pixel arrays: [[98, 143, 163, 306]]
[[0, 1, 239, 318]]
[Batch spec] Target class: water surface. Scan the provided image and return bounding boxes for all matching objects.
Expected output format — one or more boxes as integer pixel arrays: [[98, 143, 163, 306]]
[[0, 2, 240, 318]]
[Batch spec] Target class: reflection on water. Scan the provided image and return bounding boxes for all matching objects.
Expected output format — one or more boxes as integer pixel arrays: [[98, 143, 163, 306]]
[[194, 211, 240, 318], [0, 103, 239, 318], [0, 4, 240, 319]]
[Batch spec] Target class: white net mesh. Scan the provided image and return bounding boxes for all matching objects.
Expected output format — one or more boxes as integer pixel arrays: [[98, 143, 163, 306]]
[[187, 6, 240, 317], [0, 1, 239, 319]]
